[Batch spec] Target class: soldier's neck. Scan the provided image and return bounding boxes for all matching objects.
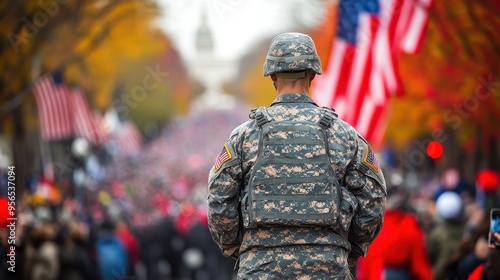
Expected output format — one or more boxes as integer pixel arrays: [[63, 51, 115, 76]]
[[276, 81, 310, 95]]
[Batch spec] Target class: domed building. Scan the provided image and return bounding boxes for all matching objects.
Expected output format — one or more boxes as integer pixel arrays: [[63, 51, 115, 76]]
[[187, 8, 239, 111]]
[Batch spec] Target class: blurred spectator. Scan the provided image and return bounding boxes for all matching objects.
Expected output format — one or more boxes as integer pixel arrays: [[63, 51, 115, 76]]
[[427, 191, 466, 280], [483, 232, 500, 279], [433, 168, 470, 200], [138, 214, 183, 280], [462, 232, 500, 280], [183, 207, 236, 280], [468, 172, 500, 280], [95, 219, 129, 280], [115, 219, 140, 277], [58, 221, 96, 280], [445, 217, 490, 279], [30, 224, 60, 280], [357, 171, 432, 280]]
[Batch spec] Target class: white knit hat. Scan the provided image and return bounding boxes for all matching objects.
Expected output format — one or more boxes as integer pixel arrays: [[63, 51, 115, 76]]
[[436, 191, 463, 220]]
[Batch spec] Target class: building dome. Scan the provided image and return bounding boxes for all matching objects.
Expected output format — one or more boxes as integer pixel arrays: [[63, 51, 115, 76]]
[[195, 11, 213, 54]]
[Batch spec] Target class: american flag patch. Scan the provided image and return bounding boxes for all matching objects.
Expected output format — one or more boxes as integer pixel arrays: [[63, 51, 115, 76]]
[[364, 147, 380, 172], [214, 144, 232, 172]]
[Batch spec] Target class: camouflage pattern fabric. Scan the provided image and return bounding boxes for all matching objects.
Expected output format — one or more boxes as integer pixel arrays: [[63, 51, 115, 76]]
[[238, 245, 353, 280], [263, 32, 322, 76], [243, 106, 339, 229], [207, 94, 386, 279]]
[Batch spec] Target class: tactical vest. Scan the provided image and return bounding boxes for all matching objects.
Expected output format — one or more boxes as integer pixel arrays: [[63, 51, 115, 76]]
[[242, 106, 342, 229]]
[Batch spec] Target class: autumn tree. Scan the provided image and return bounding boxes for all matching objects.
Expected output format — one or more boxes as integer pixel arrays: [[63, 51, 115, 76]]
[[385, 0, 500, 180], [0, 0, 190, 193]]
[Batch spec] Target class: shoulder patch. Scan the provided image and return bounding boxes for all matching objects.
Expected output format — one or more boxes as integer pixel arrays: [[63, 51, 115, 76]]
[[363, 146, 380, 173], [213, 144, 232, 172]]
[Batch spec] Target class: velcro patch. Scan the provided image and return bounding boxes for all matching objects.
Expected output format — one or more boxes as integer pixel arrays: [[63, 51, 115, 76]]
[[364, 147, 380, 173], [213, 144, 232, 172]]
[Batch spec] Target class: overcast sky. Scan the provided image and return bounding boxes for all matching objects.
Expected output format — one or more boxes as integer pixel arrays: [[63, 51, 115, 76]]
[[156, 0, 327, 61]]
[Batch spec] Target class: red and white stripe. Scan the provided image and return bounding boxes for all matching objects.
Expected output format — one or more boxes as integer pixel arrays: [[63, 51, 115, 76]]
[[214, 145, 231, 171], [70, 88, 107, 145], [313, 0, 433, 145], [313, 13, 380, 124], [313, 12, 381, 138], [400, 0, 434, 54], [33, 75, 73, 140], [344, 13, 380, 127], [113, 122, 143, 157]]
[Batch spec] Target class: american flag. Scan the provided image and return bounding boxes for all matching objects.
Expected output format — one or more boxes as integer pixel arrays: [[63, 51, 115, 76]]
[[33, 73, 108, 144], [364, 146, 380, 172], [33, 73, 73, 140], [70, 88, 107, 145], [213, 144, 231, 172], [111, 121, 143, 157], [313, 0, 433, 146]]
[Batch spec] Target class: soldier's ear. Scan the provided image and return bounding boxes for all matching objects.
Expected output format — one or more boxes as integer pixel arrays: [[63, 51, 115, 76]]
[[308, 73, 316, 88], [309, 73, 316, 82]]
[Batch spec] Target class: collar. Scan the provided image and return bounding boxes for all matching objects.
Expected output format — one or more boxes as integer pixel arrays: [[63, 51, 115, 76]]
[[270, 93, 318, 106]]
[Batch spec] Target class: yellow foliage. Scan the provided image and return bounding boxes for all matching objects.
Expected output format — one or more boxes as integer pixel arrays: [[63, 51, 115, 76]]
[[239, 45, 276, 107], [63, 1, 168, 109], [0, 0, 186, 136], [309, 3, 338, 71]]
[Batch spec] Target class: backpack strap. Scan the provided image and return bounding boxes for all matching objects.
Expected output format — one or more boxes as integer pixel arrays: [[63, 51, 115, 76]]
[[318, 107, 345, 187], [250, 107, 272, 128], [319, 107, 337, 130]]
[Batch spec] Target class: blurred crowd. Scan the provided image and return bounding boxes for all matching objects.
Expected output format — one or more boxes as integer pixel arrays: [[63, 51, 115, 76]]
[[356, 167, 500, 280], [0, 108, 250, 280], [0, 194, 236, 280], [2, 166, 499, 280], [1, 105, 500, 280]]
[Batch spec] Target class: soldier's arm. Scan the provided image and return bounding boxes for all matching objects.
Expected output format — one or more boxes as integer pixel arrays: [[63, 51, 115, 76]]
[[207, 133, 243, 259], [345, 135, 387, 264]]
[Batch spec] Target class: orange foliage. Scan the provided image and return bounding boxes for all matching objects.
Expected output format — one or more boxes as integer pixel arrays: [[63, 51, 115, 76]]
[[238, 47, 276, 107], [385, 0, 500, 149], [309, 3, 338, 71]]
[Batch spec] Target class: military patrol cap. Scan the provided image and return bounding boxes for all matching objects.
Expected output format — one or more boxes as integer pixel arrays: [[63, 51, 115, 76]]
[[263, 32, 322, 77]]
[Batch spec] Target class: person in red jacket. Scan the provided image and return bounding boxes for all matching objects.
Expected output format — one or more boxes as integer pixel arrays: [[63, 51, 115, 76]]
[[116, 219, 140, 277], [357, 171, 432, 280]]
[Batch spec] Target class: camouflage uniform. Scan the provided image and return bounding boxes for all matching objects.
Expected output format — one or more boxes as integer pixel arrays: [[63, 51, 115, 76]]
[[207, 33, 386, 279]]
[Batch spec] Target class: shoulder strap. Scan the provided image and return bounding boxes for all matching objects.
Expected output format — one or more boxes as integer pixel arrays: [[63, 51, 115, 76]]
[[318, 107, 344, 187], [250, 106, 272, 127], [319, 106, 337, 130]]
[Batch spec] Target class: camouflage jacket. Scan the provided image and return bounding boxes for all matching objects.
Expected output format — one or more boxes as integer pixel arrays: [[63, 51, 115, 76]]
[[207, 94, 386, 278]]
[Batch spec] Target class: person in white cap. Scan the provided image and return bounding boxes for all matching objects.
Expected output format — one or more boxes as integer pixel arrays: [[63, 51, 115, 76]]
[[427, 191, 466, 280]]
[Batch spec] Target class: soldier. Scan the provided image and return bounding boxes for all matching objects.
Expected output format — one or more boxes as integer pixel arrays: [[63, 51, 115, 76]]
[[207, 32, 386, 279]]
